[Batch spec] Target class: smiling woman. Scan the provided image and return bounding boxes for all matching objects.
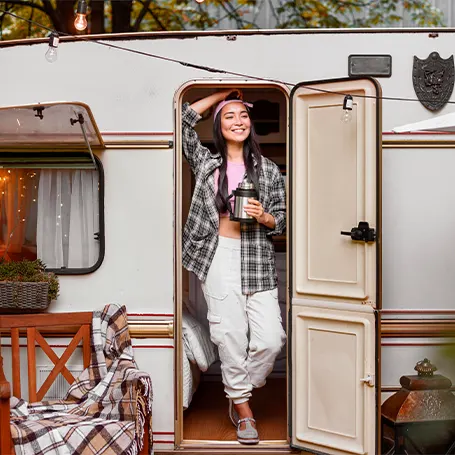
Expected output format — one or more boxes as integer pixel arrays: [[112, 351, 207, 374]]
[[180, 87, 287, 445]]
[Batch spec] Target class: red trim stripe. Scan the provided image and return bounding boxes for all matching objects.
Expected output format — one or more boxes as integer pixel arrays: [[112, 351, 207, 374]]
[[382, 309, 455, 314], [128, 313, 174, 317], [102, 132, 173, 136], [132, 345, 174, 349]]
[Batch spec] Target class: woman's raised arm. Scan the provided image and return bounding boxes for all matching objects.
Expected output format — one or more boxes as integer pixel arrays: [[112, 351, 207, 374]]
[[182, 90, 241, 174]]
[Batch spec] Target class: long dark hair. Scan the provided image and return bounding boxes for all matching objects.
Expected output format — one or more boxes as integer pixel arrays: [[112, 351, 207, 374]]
[[213, 105, 262, 214]]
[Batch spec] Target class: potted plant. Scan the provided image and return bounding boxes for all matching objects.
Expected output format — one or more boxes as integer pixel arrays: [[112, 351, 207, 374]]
[[0, 259, 59, 311]]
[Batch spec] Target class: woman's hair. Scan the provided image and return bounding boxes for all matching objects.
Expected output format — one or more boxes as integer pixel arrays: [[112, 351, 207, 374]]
[[213, 104, 262, 214]]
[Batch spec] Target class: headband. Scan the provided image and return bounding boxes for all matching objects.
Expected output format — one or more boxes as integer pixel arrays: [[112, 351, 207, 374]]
[[213, 99, 253, 120]]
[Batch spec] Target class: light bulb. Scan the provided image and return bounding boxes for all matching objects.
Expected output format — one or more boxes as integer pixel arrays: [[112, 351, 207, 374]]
[[340, 110, 352, 123], [74, 13, 88, 31], [45, 32, 59, 63], [45, 47, 58, 63], [340, 94, 353, 123], [195, 0, 205, 3], [74, 0, 88, 31]]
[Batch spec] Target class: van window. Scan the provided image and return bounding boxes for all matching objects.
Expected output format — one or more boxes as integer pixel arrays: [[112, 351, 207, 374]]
[[0, 153, 104, 273]]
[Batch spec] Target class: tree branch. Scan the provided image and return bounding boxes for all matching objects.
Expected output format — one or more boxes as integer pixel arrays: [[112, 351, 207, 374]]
[[28, 3, 34, 36], [133, 0, 152, 31], [41, 0, 63, 31]]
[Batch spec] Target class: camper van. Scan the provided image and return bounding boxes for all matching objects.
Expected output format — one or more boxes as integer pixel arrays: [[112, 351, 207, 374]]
[[1, 27, 455, 454]]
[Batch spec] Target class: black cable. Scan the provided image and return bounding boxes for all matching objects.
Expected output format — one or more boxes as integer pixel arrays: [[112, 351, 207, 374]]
[[2, 7, 455, 106]]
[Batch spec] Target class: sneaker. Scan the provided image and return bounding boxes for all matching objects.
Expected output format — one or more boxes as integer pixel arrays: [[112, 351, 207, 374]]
[[237, 417, 259, 445]]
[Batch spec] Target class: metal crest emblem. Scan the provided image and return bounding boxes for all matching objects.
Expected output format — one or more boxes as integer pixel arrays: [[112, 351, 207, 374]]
[[413, 52, 454, 112]]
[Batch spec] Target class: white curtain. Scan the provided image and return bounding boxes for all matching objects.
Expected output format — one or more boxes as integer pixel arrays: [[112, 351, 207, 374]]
[[37, 169, 99, 269]]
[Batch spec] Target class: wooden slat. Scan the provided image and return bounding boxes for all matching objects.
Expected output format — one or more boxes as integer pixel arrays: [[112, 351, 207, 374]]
[[36, 326, 86, 401], [0, 312, 93, 329], [82, 324, 91, 368], [26, 328, 37, 402], [34, 330, 75, 384], [11, 328, 21, 398]]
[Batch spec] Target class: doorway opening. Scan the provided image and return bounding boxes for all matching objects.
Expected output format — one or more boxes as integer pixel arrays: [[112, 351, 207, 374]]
[[179, 84, 288, 443]]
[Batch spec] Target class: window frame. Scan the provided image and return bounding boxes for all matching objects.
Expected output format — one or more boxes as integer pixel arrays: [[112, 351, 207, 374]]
[[0, 153, 105, 275]]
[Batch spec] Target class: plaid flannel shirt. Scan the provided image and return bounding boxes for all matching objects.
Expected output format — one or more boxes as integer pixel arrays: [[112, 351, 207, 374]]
[[182, 102, 286, 294]]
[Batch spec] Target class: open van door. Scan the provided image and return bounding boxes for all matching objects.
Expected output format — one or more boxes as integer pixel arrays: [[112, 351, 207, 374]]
[[289, 78, 381, 455]]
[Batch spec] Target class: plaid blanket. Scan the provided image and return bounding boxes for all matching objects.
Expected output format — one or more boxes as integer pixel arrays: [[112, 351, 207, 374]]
[[10, 304, 153, 455]]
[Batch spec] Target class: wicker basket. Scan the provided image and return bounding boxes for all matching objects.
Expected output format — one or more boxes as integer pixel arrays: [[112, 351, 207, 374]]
[[0, 281, 50, 311]]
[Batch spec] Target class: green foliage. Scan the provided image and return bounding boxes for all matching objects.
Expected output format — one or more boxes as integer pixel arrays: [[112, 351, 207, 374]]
[[274, 0, 444, 28], [0, 259, 59, 301], [0, 0, 446, 39]]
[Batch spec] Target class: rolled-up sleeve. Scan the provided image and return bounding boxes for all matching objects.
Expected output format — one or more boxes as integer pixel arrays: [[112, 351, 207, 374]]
[[182, 102, 207, 174], [266, 171, 286, 236]]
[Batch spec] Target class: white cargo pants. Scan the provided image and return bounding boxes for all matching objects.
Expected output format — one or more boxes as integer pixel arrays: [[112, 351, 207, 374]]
[[201, 236, 286, 404]]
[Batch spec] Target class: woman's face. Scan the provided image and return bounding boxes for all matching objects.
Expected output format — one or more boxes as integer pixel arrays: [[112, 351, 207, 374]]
[[219, 102, 251, 144]]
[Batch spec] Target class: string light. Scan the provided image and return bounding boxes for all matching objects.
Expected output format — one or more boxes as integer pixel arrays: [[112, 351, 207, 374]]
[[195, 0, 206, 3], [341, 94, 353, 123], [45, 32, 59, 63], [74, 0, 88, 32]]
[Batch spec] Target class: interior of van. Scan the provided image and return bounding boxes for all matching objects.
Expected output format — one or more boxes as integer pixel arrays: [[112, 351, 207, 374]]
[[180, 85, 288, 443]]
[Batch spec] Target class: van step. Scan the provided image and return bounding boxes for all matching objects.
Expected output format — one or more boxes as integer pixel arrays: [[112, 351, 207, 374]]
[[157, 443, 300, 455]]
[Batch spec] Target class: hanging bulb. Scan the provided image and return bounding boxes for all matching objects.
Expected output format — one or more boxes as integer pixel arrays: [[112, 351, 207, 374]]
[[45, 32, 59, 63], [74, 0, 88, 31], [340, 94, 353, 123], [195, 0, 205, 3]]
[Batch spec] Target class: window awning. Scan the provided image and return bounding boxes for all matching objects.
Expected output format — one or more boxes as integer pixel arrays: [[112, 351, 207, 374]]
[[392, 112, 455, 133], [0, 102, 104, 149]]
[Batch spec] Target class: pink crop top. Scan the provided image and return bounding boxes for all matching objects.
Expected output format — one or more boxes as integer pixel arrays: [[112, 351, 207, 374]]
[[214, 161, 246, 217]]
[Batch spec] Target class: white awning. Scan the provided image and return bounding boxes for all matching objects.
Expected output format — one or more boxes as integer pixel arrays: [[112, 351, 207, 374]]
[[0, 102, 104, 148], [392, 112, 455, 133]]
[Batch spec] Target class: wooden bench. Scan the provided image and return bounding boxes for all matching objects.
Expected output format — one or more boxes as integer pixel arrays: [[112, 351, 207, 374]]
[[0, 312, 151, 455]]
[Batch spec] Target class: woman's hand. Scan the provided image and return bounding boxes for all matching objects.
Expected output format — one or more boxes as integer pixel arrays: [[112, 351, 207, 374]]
[[217, 88, 243, 102], [244, 199, 275, 229]]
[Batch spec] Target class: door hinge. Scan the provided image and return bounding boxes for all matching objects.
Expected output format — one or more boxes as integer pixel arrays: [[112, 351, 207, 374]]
[[341, 221, 376, 243], [360, 374, 375, 387]]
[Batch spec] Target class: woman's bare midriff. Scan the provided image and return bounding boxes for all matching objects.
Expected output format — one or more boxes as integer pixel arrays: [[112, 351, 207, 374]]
[[219, 216, 241, 239]]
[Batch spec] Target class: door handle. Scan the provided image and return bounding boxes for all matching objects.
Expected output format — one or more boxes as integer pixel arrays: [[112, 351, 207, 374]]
[[360, 374, 375, 387], [341, 221, 376, 243]]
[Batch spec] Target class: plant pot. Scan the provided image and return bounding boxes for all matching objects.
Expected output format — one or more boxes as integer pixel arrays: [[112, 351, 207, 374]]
[[0, 281, 51, 311]]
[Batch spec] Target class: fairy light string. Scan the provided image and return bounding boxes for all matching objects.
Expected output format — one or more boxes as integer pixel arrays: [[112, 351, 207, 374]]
[[1, 7, 455, 106]]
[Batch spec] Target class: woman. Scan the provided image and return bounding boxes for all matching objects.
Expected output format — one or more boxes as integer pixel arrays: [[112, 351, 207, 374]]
[[182, 89, 286, 444]]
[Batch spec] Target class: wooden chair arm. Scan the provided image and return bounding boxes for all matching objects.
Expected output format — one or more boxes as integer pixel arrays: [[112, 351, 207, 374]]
[[0, 355, 12, 455], [0, 354, 11, 398]]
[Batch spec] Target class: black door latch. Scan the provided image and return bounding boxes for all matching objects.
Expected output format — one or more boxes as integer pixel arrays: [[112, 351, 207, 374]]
[[341, 222, 376, 243]]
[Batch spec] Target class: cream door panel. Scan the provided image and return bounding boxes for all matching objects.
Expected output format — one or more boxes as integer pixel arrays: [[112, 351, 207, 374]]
[[290, 78, 380, 455], [292, 305, 376, 455], [292, 80, 377, 303]]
